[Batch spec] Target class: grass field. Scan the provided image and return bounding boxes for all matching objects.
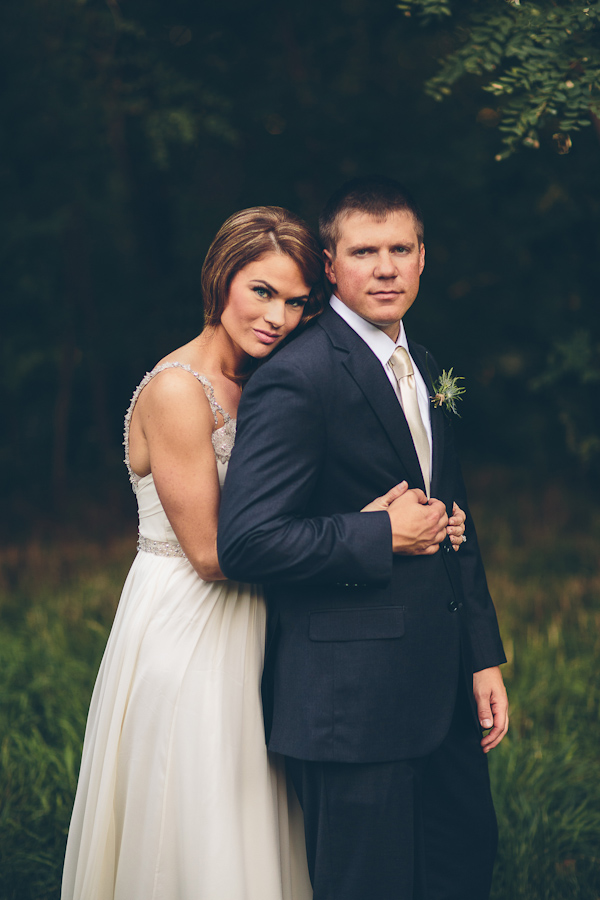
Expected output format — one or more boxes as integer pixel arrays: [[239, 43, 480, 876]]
[[1, 472, 599, 899]]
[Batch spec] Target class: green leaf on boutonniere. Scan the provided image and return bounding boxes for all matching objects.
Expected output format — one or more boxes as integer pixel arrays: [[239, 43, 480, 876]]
[[430, 368, 466, 416]]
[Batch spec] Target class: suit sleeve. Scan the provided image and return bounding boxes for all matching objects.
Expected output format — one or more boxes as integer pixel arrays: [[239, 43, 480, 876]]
[[217, 354, 393, 586]]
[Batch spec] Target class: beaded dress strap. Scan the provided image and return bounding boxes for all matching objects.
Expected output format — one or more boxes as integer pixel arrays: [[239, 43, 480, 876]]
[[123, 362, 232, 493]]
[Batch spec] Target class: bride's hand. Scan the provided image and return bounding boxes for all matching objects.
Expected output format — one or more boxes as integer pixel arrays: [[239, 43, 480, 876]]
[[361, 481, 409, 512], [448, 501, 466, 551]]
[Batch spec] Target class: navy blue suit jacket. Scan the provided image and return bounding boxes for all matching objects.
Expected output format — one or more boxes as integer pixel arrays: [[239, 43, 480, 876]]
[[218, 306, 505, 763]]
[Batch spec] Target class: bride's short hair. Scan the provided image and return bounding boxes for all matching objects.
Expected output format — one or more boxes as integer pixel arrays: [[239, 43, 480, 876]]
[[201, 207, 326, 328]]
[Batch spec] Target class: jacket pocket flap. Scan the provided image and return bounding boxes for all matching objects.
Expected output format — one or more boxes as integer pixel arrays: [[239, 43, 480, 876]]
[[309, 607, 405, 642]]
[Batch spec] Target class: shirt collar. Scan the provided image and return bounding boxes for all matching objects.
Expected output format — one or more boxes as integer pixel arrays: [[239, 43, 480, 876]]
[[329, 295, 408, 367]]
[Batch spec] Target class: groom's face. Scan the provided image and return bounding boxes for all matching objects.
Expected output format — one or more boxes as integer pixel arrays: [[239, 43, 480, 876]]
[[323, 210, 425, 341]]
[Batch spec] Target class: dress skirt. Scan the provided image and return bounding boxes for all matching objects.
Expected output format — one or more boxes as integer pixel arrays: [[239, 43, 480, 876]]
[[62, 549, 311, 900]]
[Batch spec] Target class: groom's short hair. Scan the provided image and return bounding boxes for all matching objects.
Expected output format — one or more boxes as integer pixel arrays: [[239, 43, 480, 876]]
[[319, 176, 424, 254]]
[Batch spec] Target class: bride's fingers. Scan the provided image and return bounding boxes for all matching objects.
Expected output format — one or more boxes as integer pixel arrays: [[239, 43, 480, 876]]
[[449, 502, 466, 526], [360, 481, 409, 512], [447, 501, 466, 551], [382, 481, 409, 504], [447, 525, 464, 536]]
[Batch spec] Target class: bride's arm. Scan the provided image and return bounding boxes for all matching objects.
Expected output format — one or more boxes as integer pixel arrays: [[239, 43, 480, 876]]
[[134, 368, 225, 581]]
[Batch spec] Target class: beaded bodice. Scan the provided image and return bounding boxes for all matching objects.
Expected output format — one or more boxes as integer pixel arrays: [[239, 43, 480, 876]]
[[123, 362, 237, 559], [124, 362, 236, 490]]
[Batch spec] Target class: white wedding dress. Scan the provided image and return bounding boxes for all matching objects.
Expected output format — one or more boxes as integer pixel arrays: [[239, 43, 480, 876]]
[[62, 363, 312, 900]]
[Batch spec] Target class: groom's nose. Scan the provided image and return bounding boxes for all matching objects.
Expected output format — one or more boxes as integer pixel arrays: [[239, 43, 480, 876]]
[[373, 251, 397, 278]]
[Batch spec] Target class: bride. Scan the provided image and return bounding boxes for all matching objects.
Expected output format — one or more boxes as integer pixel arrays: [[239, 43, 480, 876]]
[[62, 206, 466, 900]]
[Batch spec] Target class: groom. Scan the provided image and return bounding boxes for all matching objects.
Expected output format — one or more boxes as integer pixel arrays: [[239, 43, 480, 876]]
[[218, 176, 508, 900]]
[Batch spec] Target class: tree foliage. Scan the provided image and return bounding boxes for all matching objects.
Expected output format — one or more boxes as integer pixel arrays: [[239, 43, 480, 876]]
[[394, 0, 600, 473], [397, 0, 600, 157], [0, 0, 235, 515]]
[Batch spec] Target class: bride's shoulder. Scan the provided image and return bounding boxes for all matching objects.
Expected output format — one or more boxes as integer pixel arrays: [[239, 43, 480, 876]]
[[135, 361, 215, 423]]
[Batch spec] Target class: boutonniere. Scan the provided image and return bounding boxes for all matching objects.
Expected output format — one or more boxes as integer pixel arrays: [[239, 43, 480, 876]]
[[430, 368, 466, 416]]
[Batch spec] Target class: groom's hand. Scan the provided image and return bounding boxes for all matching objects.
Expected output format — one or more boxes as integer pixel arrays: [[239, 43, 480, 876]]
[[473, 666, 509, 752], [387, 490, 448, 555]]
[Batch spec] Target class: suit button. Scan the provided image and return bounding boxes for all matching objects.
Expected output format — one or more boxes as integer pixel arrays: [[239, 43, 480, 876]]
[[443, 541, 451, 554], [448, 599, 459, 613]]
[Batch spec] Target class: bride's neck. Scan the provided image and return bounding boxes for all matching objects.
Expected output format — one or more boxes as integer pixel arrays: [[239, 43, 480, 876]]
[[193, 325, 248, 382]]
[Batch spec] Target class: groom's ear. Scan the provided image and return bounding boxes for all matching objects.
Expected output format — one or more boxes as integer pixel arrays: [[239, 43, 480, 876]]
[[323, 249, 336, 285]]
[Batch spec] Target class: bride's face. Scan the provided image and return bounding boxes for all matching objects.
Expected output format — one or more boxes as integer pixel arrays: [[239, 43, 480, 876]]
[[220, 252, 310, 358]]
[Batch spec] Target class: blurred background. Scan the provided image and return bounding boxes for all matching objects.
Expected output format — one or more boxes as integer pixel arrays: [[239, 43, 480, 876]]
[[1, 1, 599, 897], [2, 0, 599, 536]]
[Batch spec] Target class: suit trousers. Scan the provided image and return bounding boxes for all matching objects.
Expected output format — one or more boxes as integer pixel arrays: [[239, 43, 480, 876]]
[[286, 676, 498, 900]]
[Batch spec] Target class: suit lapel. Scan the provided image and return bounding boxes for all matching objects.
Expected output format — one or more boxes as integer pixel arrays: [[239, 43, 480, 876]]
[[318, 309, 427, 492], [409, 341, 445, 498]]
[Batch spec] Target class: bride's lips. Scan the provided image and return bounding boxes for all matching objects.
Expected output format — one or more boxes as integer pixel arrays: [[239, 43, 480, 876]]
[[253, 328, 281, 344]]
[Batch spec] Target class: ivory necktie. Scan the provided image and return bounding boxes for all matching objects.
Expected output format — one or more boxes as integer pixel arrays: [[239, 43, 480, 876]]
[[388, 346, 431, 497]]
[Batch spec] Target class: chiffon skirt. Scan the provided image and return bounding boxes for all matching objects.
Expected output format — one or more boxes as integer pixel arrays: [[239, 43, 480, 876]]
[[62, 550, 311, 900]]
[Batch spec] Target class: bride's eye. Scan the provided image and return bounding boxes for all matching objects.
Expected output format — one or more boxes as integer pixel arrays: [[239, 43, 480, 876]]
[[253, 286, 270, 299]]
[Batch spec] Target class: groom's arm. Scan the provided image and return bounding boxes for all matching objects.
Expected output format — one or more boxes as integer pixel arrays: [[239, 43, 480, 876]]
[[451, 457, 506, 671], [423, 339, 509, 747], [423, 349, 506, 673], [451, 463, 509, 746], [218, 354, 393, 586]]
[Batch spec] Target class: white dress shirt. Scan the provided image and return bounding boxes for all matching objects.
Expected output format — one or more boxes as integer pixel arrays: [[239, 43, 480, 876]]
[[329, 295, 433, 470]]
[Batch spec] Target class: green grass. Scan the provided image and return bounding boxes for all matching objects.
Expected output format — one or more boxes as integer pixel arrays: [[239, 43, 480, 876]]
[[471, 472, 600, 899], [0, 539, 133, 900], [1, 476, 599, 898]]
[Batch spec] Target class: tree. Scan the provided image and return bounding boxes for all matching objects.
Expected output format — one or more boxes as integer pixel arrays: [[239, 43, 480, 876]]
[[394, 0, 600, 470], [397, 0, 600, 158], [0, 0, 234, 514]]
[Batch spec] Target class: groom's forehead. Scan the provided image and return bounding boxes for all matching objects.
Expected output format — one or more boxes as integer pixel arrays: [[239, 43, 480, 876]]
[[333, 209, 419, 248]]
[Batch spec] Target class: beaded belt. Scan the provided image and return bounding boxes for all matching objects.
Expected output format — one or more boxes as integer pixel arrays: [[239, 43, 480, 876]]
[[137, 535, 186, 558]]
